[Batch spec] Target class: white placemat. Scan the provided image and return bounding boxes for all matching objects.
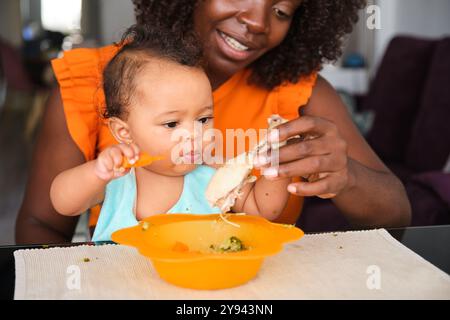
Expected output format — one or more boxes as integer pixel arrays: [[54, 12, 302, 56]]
[[14, 229, 450, 300]]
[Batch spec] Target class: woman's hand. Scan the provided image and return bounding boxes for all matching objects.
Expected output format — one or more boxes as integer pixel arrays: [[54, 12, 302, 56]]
[[254, 115, 353, 199], [94, 143, 140, 181]]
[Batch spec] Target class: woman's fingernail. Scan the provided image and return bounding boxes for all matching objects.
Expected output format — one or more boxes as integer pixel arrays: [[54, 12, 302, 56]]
[[288, 184, 297, 193], [262, 167, 278, 178], [129, 158, 136, 165], [269, 129, 279, 143]]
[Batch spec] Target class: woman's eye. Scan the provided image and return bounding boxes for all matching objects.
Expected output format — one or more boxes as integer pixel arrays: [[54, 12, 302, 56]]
[[198, 117, 213, 124], [163, 122, 178, 129], [273, 7, 291, 19]]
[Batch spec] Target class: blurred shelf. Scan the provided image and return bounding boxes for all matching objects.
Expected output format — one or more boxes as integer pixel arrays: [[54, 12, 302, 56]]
[[319, 65, 369, 95]]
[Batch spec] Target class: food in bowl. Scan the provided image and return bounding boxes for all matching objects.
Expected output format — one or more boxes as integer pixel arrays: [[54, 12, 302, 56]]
[[209, 236, 246, 253]]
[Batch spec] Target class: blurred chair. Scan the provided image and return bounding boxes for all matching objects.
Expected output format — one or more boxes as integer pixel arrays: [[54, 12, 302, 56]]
[[298, 36, 450, 232]]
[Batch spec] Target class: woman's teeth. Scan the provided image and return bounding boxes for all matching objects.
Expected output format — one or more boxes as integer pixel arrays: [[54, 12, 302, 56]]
[[219, 31, 249, 52]]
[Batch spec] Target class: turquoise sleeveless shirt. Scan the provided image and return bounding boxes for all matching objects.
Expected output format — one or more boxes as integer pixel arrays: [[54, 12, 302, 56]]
[[92, 165, 221, 242]]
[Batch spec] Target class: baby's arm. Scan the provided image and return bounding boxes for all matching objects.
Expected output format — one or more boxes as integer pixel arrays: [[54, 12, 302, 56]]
[[232, 175, 291, 221], [50, 143, 139, 216]]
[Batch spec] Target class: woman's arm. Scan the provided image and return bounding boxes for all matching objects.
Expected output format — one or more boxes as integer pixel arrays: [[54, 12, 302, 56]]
[[261, 76, 411, 228], [15, 88, 86, 244]]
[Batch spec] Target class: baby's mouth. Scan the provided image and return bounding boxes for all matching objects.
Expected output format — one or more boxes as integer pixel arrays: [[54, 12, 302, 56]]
[[180, 151, 202, 164]]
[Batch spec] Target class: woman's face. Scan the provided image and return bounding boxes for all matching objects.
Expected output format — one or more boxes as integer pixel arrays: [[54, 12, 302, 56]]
[[194, 0, 302, 87]]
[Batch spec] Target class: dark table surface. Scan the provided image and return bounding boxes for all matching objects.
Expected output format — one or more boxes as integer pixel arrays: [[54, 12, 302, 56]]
[[1, 225, 449, 300]]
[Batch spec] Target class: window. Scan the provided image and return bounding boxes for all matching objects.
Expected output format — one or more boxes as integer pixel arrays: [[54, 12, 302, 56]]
[[41, 0, 82, 33]]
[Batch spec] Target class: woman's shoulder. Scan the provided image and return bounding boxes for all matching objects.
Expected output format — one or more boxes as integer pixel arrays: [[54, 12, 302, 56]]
[[275, 72, 319, 120], [302, 75, 344, 116], [51, 44, 120, 84], [50, 44, 120, 161], [302, 75, 359, 135]]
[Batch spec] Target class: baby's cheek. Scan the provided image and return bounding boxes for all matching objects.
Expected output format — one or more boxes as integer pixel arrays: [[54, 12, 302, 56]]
[[151, 139, 183, 166]]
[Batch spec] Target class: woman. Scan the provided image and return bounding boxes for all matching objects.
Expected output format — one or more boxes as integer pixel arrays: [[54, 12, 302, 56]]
[[16, 0, 411, 244]]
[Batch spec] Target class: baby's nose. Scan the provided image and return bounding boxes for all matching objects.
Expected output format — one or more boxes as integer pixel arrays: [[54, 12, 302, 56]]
[[183, 134, 201, 150]]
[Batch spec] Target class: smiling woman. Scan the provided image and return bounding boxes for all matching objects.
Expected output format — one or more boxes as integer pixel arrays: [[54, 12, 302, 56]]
[[16, 0, 412, 245]]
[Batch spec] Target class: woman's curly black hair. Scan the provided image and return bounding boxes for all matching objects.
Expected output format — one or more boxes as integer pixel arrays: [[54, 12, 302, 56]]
[[132, 0, 366, 90], [102, 24, 203, 119]]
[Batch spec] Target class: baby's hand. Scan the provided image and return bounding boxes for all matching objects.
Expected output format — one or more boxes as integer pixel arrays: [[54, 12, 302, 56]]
[[94, 143, 140, 181]]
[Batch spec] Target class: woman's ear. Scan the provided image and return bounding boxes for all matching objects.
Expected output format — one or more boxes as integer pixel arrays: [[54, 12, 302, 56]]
[[108, 117, 133, 144]]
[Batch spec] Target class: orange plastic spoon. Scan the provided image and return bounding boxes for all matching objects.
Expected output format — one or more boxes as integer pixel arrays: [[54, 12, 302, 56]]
[[122, 153, 164, 169]]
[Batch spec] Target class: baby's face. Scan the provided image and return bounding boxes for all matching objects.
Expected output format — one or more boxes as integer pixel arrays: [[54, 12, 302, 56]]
[[126, 61, 214, 176]]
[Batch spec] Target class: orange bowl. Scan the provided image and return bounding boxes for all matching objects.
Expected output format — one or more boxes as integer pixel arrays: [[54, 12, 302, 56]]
[[111, 214, 304, 290]]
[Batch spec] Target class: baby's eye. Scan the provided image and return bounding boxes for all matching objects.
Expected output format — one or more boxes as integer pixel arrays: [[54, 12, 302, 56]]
[[163, 121, 179, 129], [273, 7, 291, 20], [198, 116, 213, 125]]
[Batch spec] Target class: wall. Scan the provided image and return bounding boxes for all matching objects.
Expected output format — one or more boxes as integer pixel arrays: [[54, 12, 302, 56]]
[[0, 0, 23, 46], [98, 0, 135, 45]]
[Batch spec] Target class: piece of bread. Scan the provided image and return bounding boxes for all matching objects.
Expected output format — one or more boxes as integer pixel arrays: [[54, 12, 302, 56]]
[[205, 114, 287, 213]]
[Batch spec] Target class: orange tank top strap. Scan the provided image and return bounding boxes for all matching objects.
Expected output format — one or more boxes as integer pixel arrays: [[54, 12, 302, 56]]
[[274, 72, 318, 120], [52, 45, 120, 229], [51, 44, 120, 161]]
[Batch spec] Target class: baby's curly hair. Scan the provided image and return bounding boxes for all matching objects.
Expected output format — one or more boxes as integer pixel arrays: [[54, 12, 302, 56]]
[[103, 24, 203, 119], [132, 0, 366, 89]]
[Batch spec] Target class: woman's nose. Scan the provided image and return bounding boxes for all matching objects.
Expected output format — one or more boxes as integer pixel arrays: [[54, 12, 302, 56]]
[[237, 1, 270, 34]]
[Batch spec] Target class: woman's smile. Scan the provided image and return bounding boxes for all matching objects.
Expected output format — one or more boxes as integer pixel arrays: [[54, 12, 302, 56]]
[[215, 29, 258, 61]]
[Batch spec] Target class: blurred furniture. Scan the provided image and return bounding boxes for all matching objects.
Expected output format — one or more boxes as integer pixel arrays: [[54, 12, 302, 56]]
[[0, 58, 6, 113], [0, 37, 53, 141], [0, 38, 34, 92], [298, 36, 450, 232]]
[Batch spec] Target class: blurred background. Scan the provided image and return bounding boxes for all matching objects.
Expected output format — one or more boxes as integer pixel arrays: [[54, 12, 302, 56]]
[[0, 0, 449, 244]]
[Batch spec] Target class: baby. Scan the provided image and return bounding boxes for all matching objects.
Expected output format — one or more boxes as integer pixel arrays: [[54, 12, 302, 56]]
[[50, 25, 292, 241]]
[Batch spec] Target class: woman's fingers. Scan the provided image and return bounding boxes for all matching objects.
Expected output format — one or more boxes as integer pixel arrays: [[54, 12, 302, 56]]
[[255, 116, 344, 168], [276, 136, 340, 164], [262, 154, 347, 179], [287, 171, 348, 198], [257, 115, 351, 198], [255, 138, 326, 168], [270, 115, 337, 144]]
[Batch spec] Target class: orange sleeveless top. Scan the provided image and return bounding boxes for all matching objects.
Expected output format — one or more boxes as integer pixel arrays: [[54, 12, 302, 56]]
[[51, 45, 317, 227]]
